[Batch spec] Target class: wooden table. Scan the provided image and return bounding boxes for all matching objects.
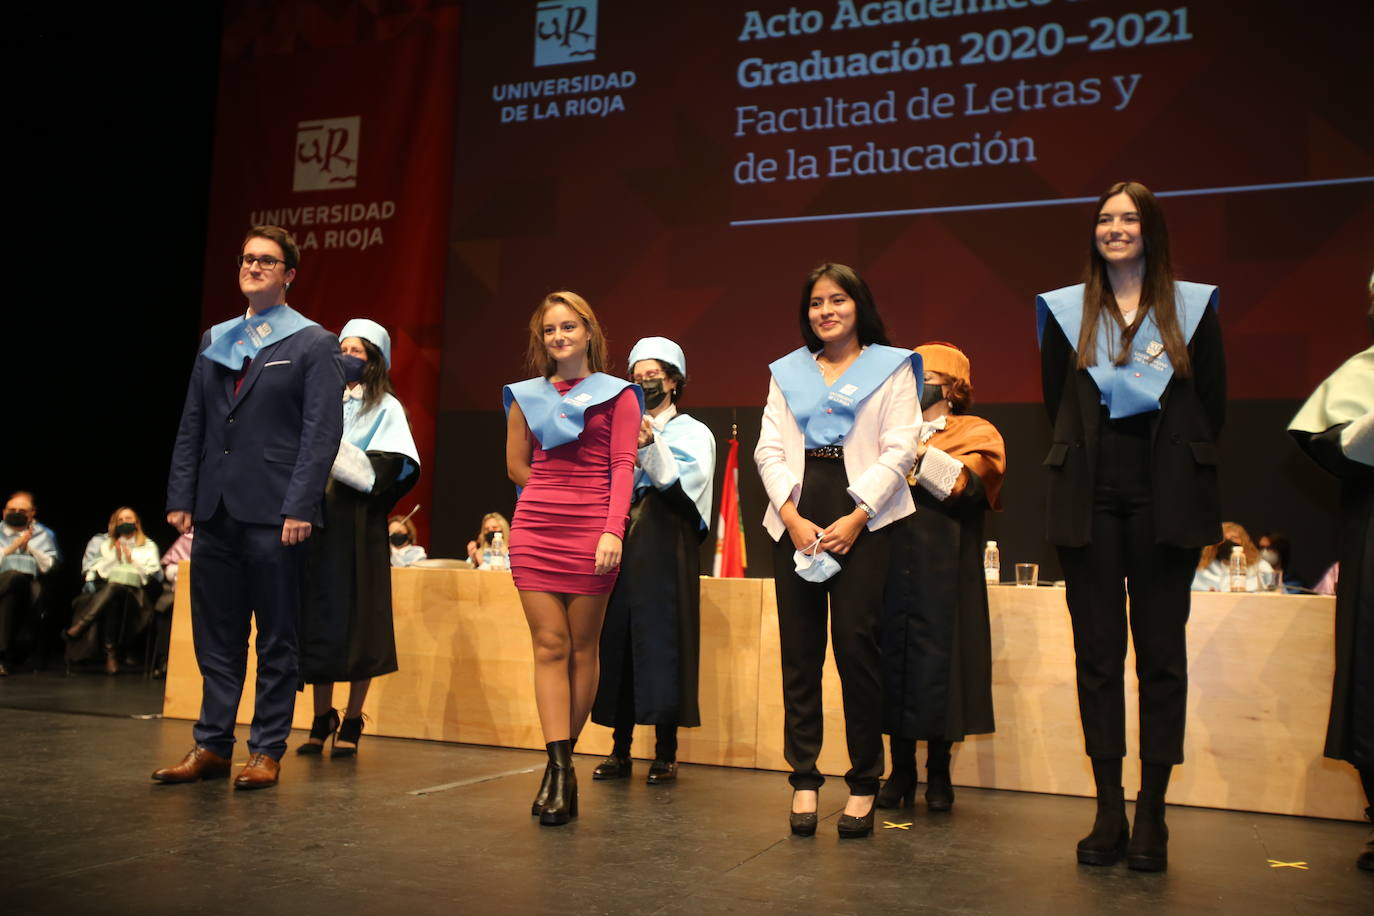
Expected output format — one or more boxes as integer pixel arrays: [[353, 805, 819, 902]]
[[163, 566, 1364, 820]]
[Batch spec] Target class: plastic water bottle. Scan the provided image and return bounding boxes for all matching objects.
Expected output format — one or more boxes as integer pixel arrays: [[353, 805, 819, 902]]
[[490, 531, 508, 571], [983, 540, 1000, 585], [1228, 546, 1247, 593]]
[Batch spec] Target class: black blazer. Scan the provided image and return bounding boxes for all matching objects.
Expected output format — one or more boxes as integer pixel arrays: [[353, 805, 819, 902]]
[[1039, 300, 1226, 549], [166, 323, 345, 528]]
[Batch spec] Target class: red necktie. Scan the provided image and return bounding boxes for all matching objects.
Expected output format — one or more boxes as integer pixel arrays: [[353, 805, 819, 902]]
[[233, 357, 251, 396]]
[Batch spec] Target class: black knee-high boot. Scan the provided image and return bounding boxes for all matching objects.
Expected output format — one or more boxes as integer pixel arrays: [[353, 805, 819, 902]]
[[925, 739, 955, 811], [1078, 757, 1130, 866], [876, 736, 917, 808], [539, 740, 578, 826], [1358, 767, 1373, 872], [1127, 762, 1172, 871]]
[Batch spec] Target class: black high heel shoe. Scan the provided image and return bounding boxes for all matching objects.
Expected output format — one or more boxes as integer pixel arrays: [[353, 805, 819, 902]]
[[296, 709, 340, 756], [876, 770, 917, 809], [331, 715, 364, 758], [789, 790, 819, 837], [837, 795, 876, 838], [540, 740, 578, 826]]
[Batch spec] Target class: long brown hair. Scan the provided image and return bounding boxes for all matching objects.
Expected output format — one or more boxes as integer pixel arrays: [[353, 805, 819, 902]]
[[525, 291, 609, 378], [353, 337, 396, 414], [1078, 181, 1192, 376], [106, 506, 147, 547]]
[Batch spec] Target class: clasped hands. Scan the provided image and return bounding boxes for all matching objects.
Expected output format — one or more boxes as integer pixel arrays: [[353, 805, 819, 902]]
[[783, 504, 868, 555]]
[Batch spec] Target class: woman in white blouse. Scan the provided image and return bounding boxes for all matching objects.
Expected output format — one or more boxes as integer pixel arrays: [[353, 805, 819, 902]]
[[755, 263, 920, 838], [67, 507, 161, 674]]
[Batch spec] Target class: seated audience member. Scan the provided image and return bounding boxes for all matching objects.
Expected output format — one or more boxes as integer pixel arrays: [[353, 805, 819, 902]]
[[465, 512, 510, 569], [65, 507, 161, 674], [79, 531, 109, 593], [1256, 531, 1306, 593], [0, 491, 61, 676], [147, 530, 194, 677], [1191, 522, 1274, 592], [389, 515, 427, 567]]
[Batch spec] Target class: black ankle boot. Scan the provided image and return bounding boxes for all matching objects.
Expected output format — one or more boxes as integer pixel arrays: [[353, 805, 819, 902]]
[[531, 763, 554, 816], [1077, 785, 1130, 866], [876, 769, 917, 809], [925, 768, 954, 812], [1127, 789, 1168, 871], [539, 740, 577, 826]]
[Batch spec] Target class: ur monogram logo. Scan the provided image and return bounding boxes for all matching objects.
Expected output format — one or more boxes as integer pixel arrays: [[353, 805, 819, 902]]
[[534, 0, 597, 67], [294, 117, 360, 192]]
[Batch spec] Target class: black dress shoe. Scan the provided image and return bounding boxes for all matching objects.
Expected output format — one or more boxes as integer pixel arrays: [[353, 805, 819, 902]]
[[837, 796, 876, 839], [876, 770, 916, 809], [592, 754, 631, 780], [647, 760, 677, 784]]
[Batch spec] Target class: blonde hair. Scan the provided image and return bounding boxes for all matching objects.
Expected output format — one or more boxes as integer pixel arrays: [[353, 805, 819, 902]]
[[388, 515, 419, 545], [1197, 521, 1258, 570], [475, 512, 511, 545], [107, 506, 147, 547], [525, 291, 609, 377]]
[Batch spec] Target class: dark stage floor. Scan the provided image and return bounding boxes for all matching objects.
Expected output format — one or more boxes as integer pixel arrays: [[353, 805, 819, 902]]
[[2, 675, 1370, 915]]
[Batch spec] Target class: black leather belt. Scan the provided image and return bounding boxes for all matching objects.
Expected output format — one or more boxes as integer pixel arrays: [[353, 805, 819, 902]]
[[804, 445, 844, 459]]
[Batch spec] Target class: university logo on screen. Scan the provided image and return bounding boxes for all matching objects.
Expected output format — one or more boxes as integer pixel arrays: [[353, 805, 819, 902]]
[[294, 117, 360, 192], [535, 0, 596, 67]]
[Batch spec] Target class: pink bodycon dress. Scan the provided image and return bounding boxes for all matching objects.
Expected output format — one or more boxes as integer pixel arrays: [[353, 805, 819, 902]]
[[509, 381, 640, 595]]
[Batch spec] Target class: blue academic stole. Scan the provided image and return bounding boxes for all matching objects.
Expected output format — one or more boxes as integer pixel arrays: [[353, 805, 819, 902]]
[[201, 304, 318, 370], [503, 373, 643, 450], [1036, 281, 1217, 419], [769, 345, 921, 448]]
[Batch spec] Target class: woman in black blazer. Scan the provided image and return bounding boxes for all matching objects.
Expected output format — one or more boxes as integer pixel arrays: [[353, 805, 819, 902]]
[[1037, 181, 1226, 872]]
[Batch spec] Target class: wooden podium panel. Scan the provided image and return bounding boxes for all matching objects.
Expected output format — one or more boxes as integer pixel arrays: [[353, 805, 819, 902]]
[[163, 566, 1364, 820]]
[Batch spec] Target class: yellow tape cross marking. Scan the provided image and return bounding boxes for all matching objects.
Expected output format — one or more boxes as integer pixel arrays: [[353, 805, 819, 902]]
[[883, 821, 913, 830], [1266, 860, 1309, 870]]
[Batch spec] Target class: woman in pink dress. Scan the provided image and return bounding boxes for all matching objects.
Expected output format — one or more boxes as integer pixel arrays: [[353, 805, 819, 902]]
[[503, 291, 643, 826]]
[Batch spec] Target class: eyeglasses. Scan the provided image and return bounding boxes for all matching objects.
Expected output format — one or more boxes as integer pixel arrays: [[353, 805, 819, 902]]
[[237, 254, 284, 270]]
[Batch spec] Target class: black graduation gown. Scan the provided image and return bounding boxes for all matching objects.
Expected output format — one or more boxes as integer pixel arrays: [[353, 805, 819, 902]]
[[591, 481, 704, 728], [299, 451, 417, 685], [881, 474, 996, 741], [1292, 424, 1374, 769]]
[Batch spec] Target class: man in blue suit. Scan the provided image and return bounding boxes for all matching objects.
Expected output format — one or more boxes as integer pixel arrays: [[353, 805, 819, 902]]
[[154, 226, 343, 789]]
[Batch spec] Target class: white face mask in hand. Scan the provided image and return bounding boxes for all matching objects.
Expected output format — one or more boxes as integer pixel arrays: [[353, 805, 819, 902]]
[[794, 535, 841, 583]]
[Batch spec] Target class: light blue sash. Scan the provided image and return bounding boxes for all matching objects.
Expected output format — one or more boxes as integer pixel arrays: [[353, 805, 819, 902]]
[[201, 304, 318, 370], [1036, 282, 1217, 419], [633, 412, 715, 531], [770, 345, 921, 448], [345, 392, 420, 482], [503, 373, 644, 450]]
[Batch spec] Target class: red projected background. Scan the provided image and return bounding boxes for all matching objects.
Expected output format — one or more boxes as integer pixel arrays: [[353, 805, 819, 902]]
[[443, 0, 1372, 410]]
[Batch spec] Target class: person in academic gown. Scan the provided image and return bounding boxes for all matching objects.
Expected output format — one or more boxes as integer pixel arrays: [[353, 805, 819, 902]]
[[878, 342, 1005, 812], [1037, 181, 1226, 872], [297, 319, 419, 758], [1288, 283, 1374, 872], [591, 337, 715, 785], [756, 263, 921, 839], [504, 291, 643, 826]]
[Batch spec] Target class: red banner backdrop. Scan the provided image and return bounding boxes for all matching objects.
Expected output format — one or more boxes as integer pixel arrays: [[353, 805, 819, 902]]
[[199, 1, 461, 543]]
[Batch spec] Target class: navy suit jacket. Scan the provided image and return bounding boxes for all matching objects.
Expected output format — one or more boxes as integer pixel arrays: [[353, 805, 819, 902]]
[[166, 321, 344, 528]]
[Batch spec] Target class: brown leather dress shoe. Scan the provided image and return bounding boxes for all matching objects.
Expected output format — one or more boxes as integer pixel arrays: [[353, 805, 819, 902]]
[[234, 753, 281, 790], [151, 746, 232, 783]]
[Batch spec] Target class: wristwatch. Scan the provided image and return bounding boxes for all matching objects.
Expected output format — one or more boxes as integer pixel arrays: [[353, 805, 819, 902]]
[[857, 500, 876, 519]]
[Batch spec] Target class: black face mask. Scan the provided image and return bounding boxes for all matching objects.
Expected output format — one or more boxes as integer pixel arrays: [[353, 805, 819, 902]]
[[4, 511, 28, 529], [919, 383, 945, 412], [340, 354, 367, 383], [390, 532, 409, 547], [115, 522, 137, 537], [639, 378, 668, 410], [1218, 539, 1240, 555]]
